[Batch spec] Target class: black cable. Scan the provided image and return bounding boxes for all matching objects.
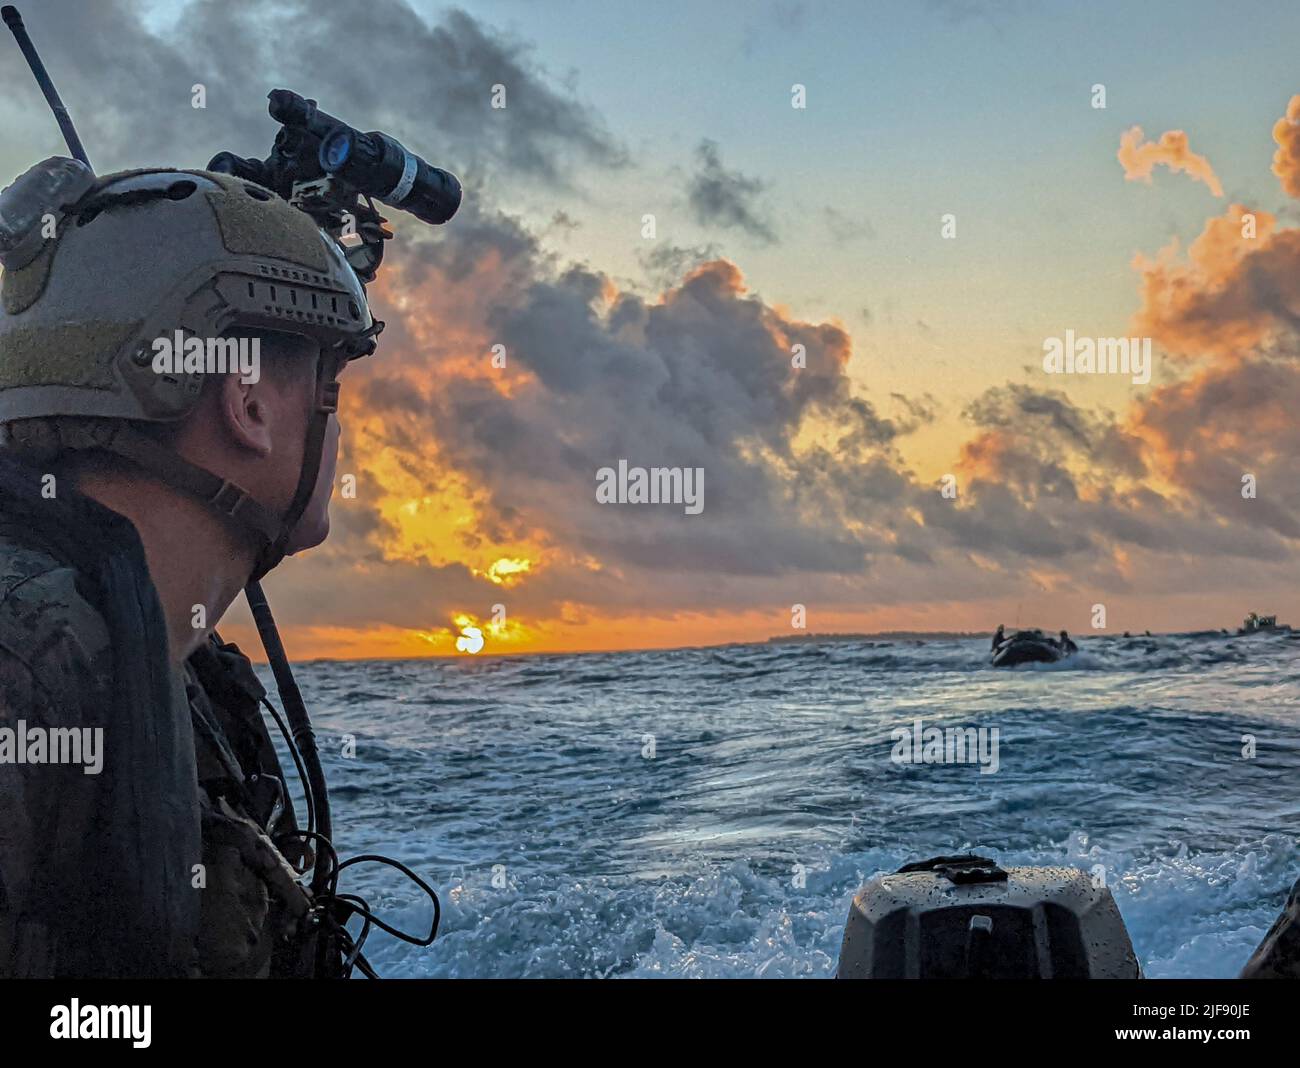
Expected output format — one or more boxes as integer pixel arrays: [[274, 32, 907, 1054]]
[[246, 582, 439, 977], [335, 894, 373, 974], [272, 828, 441, 976], [245, 582, 332, 897], [260, 695, 314, 839], [334, 854, 441, 946]]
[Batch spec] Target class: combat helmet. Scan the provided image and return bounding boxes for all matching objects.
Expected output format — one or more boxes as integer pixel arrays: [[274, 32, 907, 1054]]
[[0, 156, 382, 576]]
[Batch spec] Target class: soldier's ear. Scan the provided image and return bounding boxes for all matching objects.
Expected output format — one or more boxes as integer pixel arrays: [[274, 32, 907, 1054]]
[[218, 374, 274, 458]]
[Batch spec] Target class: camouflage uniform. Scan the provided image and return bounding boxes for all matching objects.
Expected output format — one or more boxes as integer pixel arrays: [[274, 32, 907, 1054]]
[[0, 519, 311, 977]]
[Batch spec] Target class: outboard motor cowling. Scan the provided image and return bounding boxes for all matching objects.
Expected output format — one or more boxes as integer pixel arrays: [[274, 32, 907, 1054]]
[[836, 855, 1141, 978]]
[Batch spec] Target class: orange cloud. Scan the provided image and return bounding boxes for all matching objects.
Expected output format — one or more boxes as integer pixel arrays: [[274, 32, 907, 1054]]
[[1130, 204, 1294, 360], [955, 429, 1015, 483], [1118, 125, 1224, 197], [1271, 94, 1300, 198], [1120, 102, 1300, 535]]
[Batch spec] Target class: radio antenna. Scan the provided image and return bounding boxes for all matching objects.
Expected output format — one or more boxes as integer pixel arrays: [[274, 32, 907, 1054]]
[[2, 5, 92, 169]]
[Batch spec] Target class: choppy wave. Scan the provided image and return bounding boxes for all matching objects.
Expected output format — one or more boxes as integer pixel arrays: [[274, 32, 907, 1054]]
[[262, 632, 1300, 978]]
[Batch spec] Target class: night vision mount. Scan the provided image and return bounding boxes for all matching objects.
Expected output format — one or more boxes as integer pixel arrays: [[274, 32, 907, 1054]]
[[209, 88, 462, 283], [1, 3, 461, 286]]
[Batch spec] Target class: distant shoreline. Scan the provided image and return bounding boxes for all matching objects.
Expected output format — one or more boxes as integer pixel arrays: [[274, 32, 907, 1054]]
[[264, 626, 1273, 666], [765, 631, 984, 643]]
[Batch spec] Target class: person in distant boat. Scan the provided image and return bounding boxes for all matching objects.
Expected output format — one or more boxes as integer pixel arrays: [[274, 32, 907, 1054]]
[[991, 624, 1005, 651], [1057, 630, 1078, 654]]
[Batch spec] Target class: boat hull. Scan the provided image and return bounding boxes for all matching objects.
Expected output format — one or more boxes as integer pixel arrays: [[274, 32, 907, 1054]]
[[992, 637, 1065, 667]]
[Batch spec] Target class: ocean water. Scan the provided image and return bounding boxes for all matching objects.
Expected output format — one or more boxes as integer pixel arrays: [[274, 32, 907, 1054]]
[[260, 632, 1300, 978]]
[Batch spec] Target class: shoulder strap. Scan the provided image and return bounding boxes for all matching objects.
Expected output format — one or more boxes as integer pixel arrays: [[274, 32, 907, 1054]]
[[0, 450, 200, 977], [186, 634, 300, 840]]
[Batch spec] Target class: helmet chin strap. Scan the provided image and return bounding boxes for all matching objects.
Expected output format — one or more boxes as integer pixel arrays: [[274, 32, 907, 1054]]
[[249, 354, 342, 581], [75, 348, 344, 582], [239, 353, 345, 966]]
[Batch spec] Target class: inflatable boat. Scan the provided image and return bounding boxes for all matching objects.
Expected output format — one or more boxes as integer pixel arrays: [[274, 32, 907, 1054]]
[[991, 629, 1071, 668]]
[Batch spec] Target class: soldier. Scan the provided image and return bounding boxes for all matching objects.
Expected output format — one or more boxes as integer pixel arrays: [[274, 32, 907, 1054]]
[[0, 159, 379, 977]]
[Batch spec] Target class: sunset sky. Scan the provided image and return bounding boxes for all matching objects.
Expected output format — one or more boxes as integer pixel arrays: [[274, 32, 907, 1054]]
[[5, 0, 1300, 657]]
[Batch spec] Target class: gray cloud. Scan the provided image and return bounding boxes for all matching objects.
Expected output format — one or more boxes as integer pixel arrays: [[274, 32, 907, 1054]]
[[964, 383, 1146, 478], [0, 1, 624, 188], [343, 202, 913, 596], [824, 206, 875, 245], [636, 241, 724, 290], [292, 198, 1300, 629], [686, 140, 776, 244], [1133, 357, 1300, 542]]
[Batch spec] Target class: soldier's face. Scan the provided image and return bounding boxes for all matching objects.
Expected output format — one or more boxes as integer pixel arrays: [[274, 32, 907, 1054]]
[[233, 332, 343, 556], [286, 411, 340, 555]]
